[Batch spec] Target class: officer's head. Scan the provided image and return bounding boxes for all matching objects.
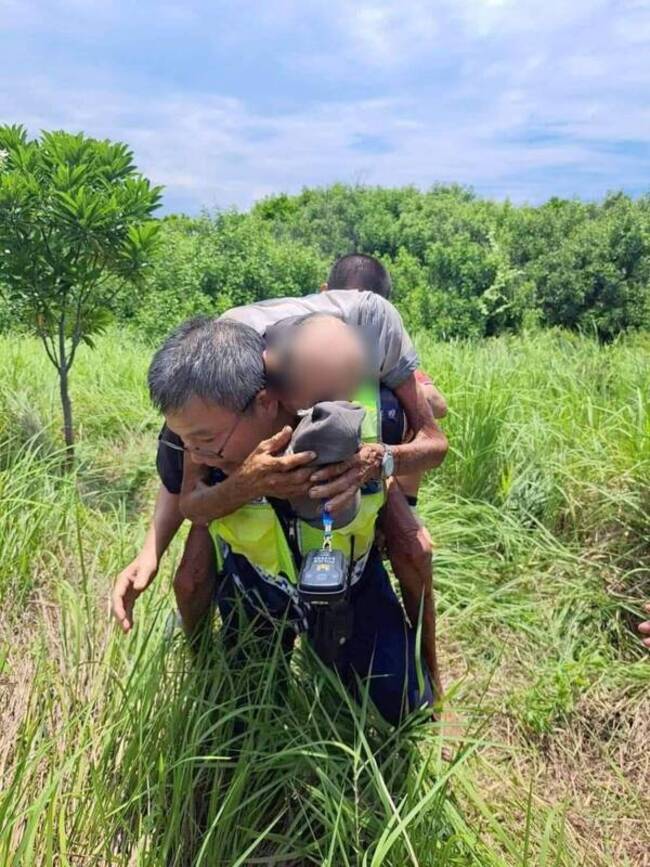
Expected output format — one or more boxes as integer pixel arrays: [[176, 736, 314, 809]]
[[148, 316, 282, 472]]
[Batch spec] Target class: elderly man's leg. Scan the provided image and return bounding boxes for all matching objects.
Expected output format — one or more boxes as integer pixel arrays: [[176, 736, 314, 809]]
[[380, 479, 443, 702], [173, 524, 217, 639], [340, 548, 434, 726]]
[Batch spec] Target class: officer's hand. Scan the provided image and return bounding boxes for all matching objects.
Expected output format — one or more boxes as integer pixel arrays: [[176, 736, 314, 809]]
[[307, 444, 384, 515], [239, 426, 317, 500], [638, 602, 650, 649], [112, 554, 158, 633]]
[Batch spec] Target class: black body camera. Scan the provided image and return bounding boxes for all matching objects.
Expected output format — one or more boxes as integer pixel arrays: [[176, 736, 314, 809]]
[[298, 548, 348, 604]]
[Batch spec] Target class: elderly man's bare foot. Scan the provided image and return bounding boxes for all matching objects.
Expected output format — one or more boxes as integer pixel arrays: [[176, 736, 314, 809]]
[[638, 602, 650, 648]]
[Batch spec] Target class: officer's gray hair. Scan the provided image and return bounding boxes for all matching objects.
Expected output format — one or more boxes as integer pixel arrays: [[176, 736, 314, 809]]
[[148, 316, 266, 413]]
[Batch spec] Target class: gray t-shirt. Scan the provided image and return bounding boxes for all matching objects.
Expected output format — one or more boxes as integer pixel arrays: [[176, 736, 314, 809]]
[[221, 290, 418, 390]]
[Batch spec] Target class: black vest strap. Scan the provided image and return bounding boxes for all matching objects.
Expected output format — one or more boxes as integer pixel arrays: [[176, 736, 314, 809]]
[[267, 497, 301, 569]]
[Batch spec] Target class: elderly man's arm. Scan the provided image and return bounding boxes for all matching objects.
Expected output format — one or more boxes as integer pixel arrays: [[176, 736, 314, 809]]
[[179, 427, 317, 525], [308, 373, 447, 512], [392, 373, 448, 475]]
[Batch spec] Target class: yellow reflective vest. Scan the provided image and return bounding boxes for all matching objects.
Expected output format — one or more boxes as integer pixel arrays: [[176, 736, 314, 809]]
[[209, 383, 385, 587]]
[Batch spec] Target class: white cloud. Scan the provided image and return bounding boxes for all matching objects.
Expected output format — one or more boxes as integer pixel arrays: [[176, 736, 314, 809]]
[[2, 74, 642, 212], [345, 1, 439, 65], [0, 0, 648, 209], [451, 0, 609, 37]]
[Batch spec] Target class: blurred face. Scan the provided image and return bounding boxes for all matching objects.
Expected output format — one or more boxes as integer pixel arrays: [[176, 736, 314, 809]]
[[269, 317, 368, 413], [165, 392, 280, 474], [284, 352, 365, 412]]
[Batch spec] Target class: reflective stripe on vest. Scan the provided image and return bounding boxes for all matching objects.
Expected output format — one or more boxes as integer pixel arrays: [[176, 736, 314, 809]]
[[209, 383, 384, 586]]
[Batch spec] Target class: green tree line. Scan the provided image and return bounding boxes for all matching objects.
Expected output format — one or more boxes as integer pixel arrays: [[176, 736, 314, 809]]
[[4, 178, 650, 344], [126, 184, 650, 342]]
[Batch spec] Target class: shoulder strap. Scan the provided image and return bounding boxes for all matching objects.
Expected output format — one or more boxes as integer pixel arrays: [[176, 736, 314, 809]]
[[267, 497, 301, 569]]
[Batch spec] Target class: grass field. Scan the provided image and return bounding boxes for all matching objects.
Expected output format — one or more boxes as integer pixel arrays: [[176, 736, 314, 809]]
[[0, 327, 648, 866]]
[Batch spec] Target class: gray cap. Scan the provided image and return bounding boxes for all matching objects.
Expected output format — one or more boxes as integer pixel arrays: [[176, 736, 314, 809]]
[[286, 400, 365, 528]]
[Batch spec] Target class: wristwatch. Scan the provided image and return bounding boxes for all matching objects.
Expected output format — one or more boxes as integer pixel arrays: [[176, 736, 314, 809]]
[[380, 444, 395, 479]]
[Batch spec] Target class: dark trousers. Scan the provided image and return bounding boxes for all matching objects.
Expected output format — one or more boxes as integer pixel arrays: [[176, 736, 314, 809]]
[[216, 547, 433, 727]]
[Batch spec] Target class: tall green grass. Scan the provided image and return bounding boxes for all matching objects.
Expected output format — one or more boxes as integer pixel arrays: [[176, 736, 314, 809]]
[[1, 328, 648, 865]]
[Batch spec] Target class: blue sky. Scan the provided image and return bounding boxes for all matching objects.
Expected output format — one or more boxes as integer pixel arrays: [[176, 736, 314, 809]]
[[2, 0, 649, 212]]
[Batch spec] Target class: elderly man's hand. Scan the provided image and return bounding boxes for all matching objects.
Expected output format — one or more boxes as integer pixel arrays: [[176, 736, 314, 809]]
[[307, 443, 385, 516], [236, 426, 317, 500]]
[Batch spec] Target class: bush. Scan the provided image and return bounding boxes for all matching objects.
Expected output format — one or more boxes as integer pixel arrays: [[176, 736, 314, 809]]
[[125, 213, 327, 342], [112, 185, 650, 342]]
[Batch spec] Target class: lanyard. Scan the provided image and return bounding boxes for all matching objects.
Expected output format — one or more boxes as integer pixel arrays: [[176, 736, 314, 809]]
[[322, 506, 333, 551]]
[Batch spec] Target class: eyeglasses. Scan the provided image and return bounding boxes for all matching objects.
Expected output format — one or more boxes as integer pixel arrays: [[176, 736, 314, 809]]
[[159, 392, 257, 461]]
